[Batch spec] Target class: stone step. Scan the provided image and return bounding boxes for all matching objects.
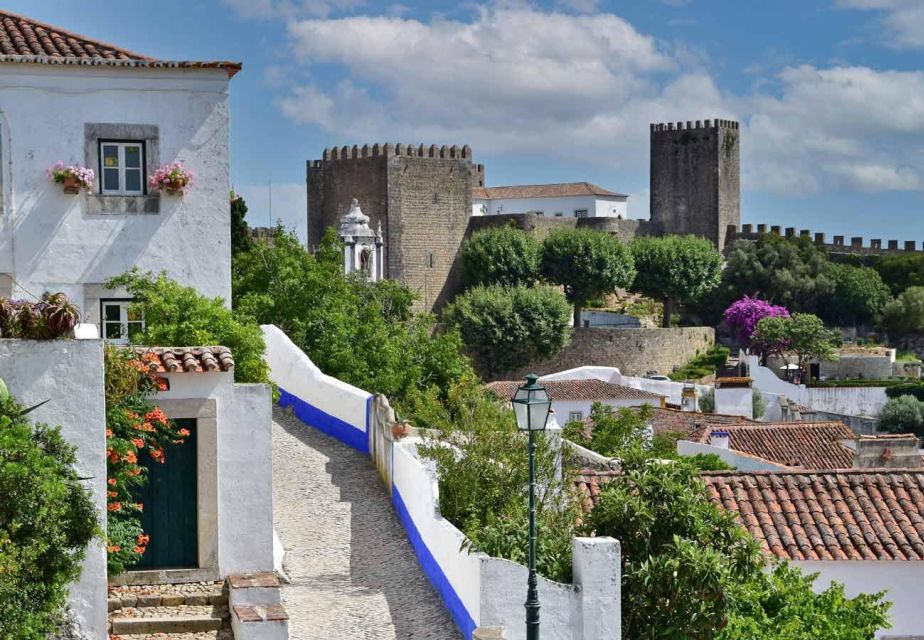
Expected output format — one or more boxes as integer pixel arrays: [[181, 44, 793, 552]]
[[112, 632, 234, 640], [109, 581, 227, 612], [109, 605, 228, 635]]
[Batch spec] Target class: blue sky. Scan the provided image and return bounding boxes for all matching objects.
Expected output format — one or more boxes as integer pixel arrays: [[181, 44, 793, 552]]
[[7, 0, 924, 243]]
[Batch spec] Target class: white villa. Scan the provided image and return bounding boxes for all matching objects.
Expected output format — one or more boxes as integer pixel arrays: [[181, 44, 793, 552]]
[[472, 182, 629, 219]]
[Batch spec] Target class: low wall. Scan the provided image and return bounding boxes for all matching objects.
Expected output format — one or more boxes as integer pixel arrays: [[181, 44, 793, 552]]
[[0, 339, 107, 639], [497, 327, 715, 380], [540, 366, 711, 407], [262, 325, 372, 454]]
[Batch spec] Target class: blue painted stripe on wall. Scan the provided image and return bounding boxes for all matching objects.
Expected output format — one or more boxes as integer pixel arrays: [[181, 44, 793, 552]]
[[278, 387, 369, 455], [392, 485, 477, 640]]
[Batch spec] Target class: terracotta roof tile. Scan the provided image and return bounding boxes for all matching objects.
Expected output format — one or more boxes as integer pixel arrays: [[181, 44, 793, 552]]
[[132, 347, 234, 374], [486, 379, 664, 403], [473, 182, 627, 200], [633, 407, 757, 436], [0, 10, 240, 76], [688, 422, 858, 469]]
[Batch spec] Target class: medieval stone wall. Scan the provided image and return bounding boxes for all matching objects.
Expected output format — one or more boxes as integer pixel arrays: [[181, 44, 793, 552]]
[[650, 119, 740, 248], [725, 224, 924, 257], [494, 326, 715, 380], [466, 212, 656, 243]]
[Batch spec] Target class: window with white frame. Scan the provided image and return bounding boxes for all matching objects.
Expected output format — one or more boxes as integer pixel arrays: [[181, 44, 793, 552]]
[[574, 209, 589, 218], [568, 410, 584, 423], [100, 299, 144, 344], [99, 141, 145, 195]]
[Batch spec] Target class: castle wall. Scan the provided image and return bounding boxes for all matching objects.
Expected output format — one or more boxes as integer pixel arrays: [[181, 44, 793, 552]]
[[465, 212, 654, 244], [650, 119, 740, 248], [725, 224, 924, 257]]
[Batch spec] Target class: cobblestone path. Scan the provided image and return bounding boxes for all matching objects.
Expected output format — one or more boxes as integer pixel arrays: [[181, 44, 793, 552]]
[[272, 406, 462, 640]]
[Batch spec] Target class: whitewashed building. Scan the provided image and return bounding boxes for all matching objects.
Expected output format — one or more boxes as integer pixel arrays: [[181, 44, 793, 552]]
[[472, 182, 629, 219], [0, 10, 239, 341]]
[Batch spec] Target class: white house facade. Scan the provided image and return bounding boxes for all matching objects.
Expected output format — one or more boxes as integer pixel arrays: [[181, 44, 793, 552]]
[[471, 182, 629, 219], [0, 14, 238, 340]]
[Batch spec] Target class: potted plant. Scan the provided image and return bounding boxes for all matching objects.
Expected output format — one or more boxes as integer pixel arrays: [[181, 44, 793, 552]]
[[48, 162, 95, 194], [149, 162, 194, 196]]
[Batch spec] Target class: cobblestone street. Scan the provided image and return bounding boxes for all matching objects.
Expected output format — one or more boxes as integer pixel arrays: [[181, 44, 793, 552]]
[[272, 407, 462, 640]]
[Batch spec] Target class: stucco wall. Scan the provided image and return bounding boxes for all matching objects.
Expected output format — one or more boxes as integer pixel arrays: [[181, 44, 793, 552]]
[[540, 366, 712, 407], [795, 561, 924, 638], [715, 386, 752, 418], [0, 63, 232, 316], [0, 339, 107, 639], [473, 194, 627, 219], [553, 397, 661, 423], [497, 327, 714, 380]]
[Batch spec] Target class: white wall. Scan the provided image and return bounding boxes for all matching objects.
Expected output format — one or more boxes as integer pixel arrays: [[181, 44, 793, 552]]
[[715, 386, 752, 418], [261, 324, 371, 453], [796, 561, 924, 638], [474, 194, 627, 219], [0, 339, 107, 639], [0, 63, 232, 315], [539, 366, 712, 409], [554, 398, 662, 423]]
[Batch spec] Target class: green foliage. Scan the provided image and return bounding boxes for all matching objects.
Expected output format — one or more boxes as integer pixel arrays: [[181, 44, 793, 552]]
[[230, 192, 253, 255], [232, 226, 473, 413], [698, 388, 715, 413], [752, 388, 766, 420], [823, 263, 892, 326], [107, 270, 269, 385], [0, 396, 98, 639], [414, 375, 576, 582], [563, 402, 653, 457], [753, 313, 840, 370], [886, 382, 924, 401], [444, 284, 572, 376], [584, 457, 763, 638], [878, 395, 924, 438], [668, 345, 730, 381], [460, 226, 541, 289], [876, 253, 924, 295], [0, 292, 80, 340], [630, 236, 723, 327], [882, 287, 924, 337], [540, 228, 635, 326]]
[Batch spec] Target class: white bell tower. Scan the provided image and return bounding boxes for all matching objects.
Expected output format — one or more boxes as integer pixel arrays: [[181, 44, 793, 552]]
[[338, 198, 384, 282]]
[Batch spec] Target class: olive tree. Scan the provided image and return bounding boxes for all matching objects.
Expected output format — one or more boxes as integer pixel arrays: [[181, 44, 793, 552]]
[[540, 228, 635, 327]]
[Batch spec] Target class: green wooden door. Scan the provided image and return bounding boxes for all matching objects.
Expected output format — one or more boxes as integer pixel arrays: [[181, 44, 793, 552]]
[[132, 418, 198, 569]]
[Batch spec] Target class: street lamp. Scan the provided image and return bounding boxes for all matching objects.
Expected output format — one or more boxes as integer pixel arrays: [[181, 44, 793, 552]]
[[511, 373, 552, 640]]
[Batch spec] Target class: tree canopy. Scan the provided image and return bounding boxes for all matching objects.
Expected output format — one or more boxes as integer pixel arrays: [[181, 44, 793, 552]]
[[882, 287, 924, 337], [752, 313, 840, 370], [540, 228, 635, 327], [460, 225, 541, 289], [878, 395, 924, 438], [630, 235, 723, 327], [822, 263, 892, 326], [230, 191, 253, 255], [723, 296, 790, 347], [875, 253, 924, 296]]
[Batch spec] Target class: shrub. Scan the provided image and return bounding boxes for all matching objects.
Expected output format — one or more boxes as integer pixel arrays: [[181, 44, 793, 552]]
[[752, 388, 766, 420], [107, 270, 269, 385], [886, 382, 924, 401], [669, 345, 730, 381], [460, 226, 541, 289], [878, 395, 924, 438], [823, 263, 893, 326], [0, 395, 98, 638], [444, 284, 572, 376], [882, 287, 924, 337], [0, 293, 80, 339], [699, 388, 715, 413]]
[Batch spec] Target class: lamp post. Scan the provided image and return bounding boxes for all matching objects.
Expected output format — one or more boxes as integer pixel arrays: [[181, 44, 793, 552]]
[[511, 373, 552, 640]]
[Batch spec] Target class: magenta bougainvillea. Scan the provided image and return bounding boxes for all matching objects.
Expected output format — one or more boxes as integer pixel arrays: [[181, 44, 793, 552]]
[[723, 296, 790, 346]]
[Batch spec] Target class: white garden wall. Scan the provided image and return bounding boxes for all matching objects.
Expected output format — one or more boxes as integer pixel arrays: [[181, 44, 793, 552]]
[[0, 339, 107, 639]]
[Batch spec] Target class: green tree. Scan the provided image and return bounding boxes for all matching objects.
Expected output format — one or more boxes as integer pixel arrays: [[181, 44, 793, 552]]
[[882, 287, 924, 337], [0, 396, 98, 639], [230, 191, 253, 255], [562, 402, 653, 457], [823, 263, 892, 326], [460, 226, 541, 289], [876, 253, 924, 295], [444, 285, 572, 376], [540, 228, 635, 327], [630, 235, 723, 327], [106, 270, 269, 385], [753, 313, 839, 371], [878, 395, 924, 438]]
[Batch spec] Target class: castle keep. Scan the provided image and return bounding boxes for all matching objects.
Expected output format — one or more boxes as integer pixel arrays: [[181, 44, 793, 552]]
[[650, 119, 740, 249], [307, 144, 475, 311]]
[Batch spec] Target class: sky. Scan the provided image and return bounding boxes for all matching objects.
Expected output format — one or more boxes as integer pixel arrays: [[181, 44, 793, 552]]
[[7, 0, 924, 243]]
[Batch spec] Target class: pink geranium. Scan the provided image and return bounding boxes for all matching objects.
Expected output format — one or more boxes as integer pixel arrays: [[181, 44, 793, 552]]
[[48, 162, 95, 190], [148, 162, 194, 196], [723, 296, 790, 347]]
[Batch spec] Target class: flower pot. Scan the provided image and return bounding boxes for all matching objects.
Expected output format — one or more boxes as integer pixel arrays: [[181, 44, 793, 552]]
[[62, 176, 80, 194]]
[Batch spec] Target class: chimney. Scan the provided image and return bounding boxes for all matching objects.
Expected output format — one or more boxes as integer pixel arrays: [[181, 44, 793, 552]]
[[709, 430, 730, 450], [681, 384, 697, 412], [853, 435, 923, 469]]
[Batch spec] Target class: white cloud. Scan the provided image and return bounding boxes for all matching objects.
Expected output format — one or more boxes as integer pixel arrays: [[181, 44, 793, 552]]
[[838, 0, 924, 48], [233, 182, 308, 244], [267, 6, 924, 197]]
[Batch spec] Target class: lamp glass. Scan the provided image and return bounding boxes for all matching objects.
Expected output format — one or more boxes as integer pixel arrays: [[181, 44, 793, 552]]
[[512, 376, 551, 432]]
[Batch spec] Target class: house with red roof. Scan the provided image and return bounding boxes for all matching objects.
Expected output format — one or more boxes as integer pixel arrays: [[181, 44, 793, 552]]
[[472, 181, 629, 219]]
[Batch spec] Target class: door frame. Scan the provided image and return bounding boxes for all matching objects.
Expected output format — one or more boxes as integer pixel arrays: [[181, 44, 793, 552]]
[[154, 398, 219, 574]]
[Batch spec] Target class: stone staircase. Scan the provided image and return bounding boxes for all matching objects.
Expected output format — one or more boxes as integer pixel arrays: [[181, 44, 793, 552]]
[[108, 581, 233, 639]]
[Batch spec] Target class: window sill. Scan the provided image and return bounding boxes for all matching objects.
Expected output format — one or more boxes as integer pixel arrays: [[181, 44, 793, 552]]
[[86, 194, 160, 215]]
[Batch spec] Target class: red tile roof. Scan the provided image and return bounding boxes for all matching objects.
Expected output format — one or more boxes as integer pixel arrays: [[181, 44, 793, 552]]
[[634, 407, 757, 436], [132, 347, 234, 374], [703, 470, 924, 561], [0, 10, 241, 76], [688, 422, 857, 470], [573, 468, 924, 561], [472, 182, 627, 200], [486, 379, 664, 403]]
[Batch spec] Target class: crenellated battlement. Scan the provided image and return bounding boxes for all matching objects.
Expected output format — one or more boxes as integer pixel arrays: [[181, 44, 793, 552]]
[[650, 119, 739, 133], [312, 143, 474, 163], [726, 224, 923, 255]]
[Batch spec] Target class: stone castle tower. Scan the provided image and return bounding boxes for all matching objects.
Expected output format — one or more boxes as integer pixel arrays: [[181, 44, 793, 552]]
[[307, 144, 479, 311], [650, 119, 740, 248]]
